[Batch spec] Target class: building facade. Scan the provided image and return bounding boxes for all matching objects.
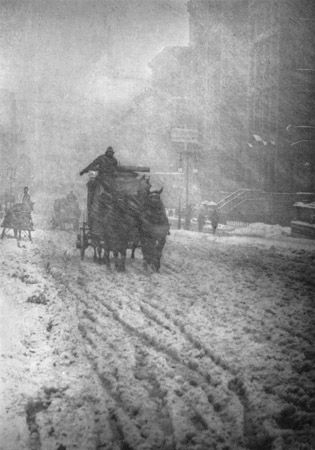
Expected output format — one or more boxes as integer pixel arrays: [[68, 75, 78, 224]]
[[114, 0, 314, 198], [187, 0, 315, 192], [0, 89, 18, 196], [248, 0, 315, 191], [187, 0, 251, 193]]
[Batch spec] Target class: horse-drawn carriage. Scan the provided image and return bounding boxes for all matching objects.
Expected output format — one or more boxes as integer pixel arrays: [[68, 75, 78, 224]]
[[52, 193, 81, 231], [76, 166, 170, 271], [1, 202, 34, 241]]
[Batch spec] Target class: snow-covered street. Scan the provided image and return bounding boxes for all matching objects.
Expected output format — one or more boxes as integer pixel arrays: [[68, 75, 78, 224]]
[[1, 227, 314, 450]]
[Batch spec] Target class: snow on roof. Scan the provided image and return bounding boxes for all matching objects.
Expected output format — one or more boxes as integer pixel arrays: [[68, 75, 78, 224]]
[[201, 201, 217, 206], [294, 202, 315, 209]]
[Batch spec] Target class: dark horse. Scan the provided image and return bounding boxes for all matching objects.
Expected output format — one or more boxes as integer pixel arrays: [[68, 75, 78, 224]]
[[88, 177, 169, 272], [1, 203, 33, 242], [139, 188, 170, 272]]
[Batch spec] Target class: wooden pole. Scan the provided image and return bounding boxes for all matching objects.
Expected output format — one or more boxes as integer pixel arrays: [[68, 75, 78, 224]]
[[184, 142, 190, 230], [178, 196, 182, 229], [185, 150, 189, 210]]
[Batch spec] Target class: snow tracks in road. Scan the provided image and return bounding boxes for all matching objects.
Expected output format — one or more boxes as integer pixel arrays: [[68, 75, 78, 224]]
[[2, 229, 314, 450]]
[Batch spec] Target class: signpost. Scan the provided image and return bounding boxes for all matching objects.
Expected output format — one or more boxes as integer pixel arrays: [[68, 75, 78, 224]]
[[171, 128, 199, 144], [171, 127, 200, 230]]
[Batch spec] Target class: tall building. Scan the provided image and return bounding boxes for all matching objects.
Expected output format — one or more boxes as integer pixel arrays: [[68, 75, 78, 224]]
[[0, 89, 18, 193], [187, 0, 250, 191], [248, 0, 315, 190], [187, 0, 315, 192]]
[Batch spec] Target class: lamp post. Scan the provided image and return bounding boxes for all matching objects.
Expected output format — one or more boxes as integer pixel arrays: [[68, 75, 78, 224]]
[[248, 134, 276, 191], [171, 127, 200, 230], [177, 167, 183, 230], [150, 169, 184, 229], [7, 166, 16, 210]]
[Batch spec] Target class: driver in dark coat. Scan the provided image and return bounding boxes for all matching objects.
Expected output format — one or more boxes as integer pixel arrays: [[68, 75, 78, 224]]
[[22, 186, 33, 211], [80, 147, 118, 225], [80, 147, 118, 177]]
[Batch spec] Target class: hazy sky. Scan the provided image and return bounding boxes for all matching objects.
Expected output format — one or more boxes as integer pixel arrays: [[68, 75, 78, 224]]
[[0, 0, 189, 187], [0, 0, 189, 104]]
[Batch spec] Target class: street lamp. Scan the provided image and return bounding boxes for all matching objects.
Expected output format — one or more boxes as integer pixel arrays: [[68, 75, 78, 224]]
[[171, 127, 200, 230]]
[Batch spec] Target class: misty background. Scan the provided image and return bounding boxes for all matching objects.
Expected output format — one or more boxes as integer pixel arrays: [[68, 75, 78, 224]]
[[0, 0, 188, 198], [1, 0, 314, 215]]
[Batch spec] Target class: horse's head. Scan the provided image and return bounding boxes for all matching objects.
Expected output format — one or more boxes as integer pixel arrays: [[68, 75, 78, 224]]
[[139, 175, 151, 196], [147, 187, 163, 207], [150, 187, 163, 195]]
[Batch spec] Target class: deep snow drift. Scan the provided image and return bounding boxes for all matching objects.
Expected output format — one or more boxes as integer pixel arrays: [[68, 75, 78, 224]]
[[0, 226, 314, 450]]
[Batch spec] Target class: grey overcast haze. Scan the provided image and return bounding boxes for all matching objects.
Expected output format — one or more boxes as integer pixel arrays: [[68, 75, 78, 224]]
[[0, 0, 188, 182], [0, 0, 188, 101], [1, 1, 315, 450]]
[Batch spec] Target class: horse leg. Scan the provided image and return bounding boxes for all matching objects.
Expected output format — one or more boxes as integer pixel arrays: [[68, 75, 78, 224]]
[[104, 249, 110, 268], [93, 246, 97, 262], [119, 249, 126, 272], [97, 246, 103, 263], [98, 246, 104, 264], [105, 250, 111, 266], [154, 249, 161, 272], [28, 230, 32, 242], [156, 237, 166, 254], [14, 229, 21, 247], [131, 243, 136, 260], [113, 251, 119, 270], [154, 237, 166, 272], [140, 238, 149, 270], [15, 229, 21, 242], [142, 238, 156, 271]]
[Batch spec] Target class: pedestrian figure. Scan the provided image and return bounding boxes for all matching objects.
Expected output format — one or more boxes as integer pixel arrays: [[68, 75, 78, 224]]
[[22, 186, 33, 211], [210, 206, 219, 235], [197, 211, 205, 232], [184, 204, 192, 230], [198, 203, 207, 232]]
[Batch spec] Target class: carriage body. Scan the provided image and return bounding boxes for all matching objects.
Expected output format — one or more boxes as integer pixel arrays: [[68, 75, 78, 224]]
[[77, 167, 150, 260], [52, 197, 81, 231], [1, 203, 34, 240]]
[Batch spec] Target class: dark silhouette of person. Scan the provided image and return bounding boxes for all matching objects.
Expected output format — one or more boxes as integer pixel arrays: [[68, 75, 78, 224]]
[[198, 210, 206, 232], [22, 186, 33, 211], [210, 207, 219, 234], [80, 147, 118, 177], [184, 204, 192, 230], [80, 147, 118, 224]]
